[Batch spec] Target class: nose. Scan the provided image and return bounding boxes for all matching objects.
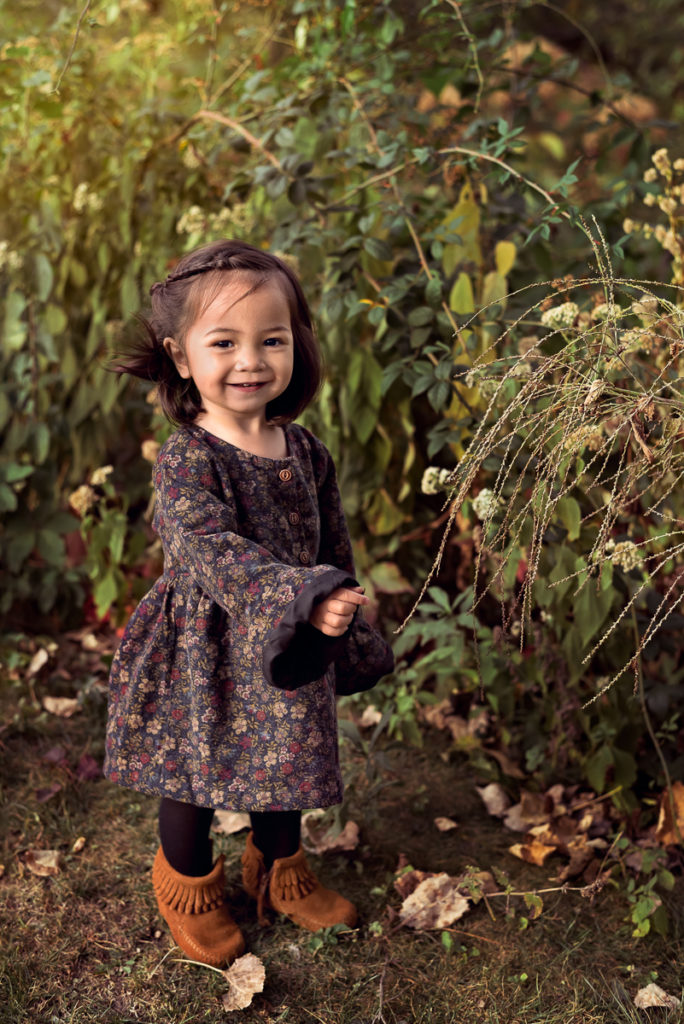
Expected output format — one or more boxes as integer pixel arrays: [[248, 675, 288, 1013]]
[[235, 344, 265, 371]]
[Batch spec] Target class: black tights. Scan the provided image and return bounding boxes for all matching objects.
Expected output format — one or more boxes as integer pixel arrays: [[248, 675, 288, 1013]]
[[159, 797, 301, 877]]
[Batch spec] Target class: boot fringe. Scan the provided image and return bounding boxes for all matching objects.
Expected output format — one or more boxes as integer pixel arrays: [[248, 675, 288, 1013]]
[[153, 850, 225, 914]]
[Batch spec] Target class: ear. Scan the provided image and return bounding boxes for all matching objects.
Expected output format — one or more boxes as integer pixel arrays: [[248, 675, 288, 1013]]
[[163, 337, 191, 379]]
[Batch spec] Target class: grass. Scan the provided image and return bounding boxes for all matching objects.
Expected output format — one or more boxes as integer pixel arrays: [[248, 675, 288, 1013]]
[[1, 638, 682, 1024]]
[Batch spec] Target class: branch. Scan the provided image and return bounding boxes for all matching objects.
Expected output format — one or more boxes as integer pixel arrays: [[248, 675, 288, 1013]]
[[54, 0, 92, 93]]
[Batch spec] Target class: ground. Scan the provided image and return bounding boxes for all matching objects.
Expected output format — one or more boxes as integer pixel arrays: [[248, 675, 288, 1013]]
[[1, 643, 682, 1024]]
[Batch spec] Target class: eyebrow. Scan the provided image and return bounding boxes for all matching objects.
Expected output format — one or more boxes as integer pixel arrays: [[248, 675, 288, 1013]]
[[205, 325, 291, 336]]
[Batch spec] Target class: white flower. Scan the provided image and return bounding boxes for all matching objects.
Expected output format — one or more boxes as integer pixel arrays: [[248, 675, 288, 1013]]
[[540, 302, 580, 331], [622, 218, 635, 234], [421, 466, 452, 495], [611, 540, 643, 572], [643, 167, 658, 183], [658, 195, 677, 215], [643, 193, 656, 207], [73, 182, 103, 214], [176, 205, 207, 235], [90, 465, 114, 486], [472, 488, 502, 521], [674, 158, 684, 172]]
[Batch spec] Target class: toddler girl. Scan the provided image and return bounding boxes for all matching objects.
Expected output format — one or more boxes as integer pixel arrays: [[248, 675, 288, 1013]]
[[104, 240, 394, 967]]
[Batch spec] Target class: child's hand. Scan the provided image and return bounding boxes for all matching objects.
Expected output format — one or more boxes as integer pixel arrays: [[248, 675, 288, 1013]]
[[309, 586, 369, 637]]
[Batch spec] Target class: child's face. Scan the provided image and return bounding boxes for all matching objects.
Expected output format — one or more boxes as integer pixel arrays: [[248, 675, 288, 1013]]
[[164, 273, 294, 430]]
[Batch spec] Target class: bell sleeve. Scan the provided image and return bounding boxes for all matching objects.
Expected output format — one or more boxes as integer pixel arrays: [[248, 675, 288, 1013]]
[[154, 443, 357, 689], [308, 433, 395, 695]]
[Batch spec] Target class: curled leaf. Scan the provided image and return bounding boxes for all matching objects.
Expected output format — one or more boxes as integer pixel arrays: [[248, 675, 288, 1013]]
[[302, 816, 359, 854], [72, 836, 87, 854], [655, 780, 684, 846], [27, 648, 49, 677], [633, 983, 681, 1011], [434, 816, 458, 832], [476, 782, 510, 817], [25, 850, 61, 877], [42, 696, 80, 718], [399, 873, 470, 930], [212, 810, 251, 836], [508, 840, 556, 867], [221, 953, 266, 1011]]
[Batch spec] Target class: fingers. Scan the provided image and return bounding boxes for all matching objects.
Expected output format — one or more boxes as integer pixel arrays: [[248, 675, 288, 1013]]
[[309, 586, 369, 637]]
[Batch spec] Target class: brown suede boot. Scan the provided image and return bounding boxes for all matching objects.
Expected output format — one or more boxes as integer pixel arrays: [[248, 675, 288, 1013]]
[[241, 831, 357, 931], [152, 846, 245, 966]]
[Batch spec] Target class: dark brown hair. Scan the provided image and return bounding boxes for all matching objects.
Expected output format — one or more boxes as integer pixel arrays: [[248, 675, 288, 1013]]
[[114, 240, 323, 424]]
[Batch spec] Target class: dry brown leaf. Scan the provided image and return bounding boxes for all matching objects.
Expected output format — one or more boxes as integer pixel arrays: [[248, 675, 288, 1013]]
[[519, 790, 553, 825], [212, 810, 250, 835], [633, 983, 681, 1011], [301, 816, 359, 854], [221, 953, 266, 1011], [393, 868, 432, 901], [25, 850, 61, 877], [508, 840, 556, 867], [434, 816, 458, 832], [483, 748, 525, 779], [421, 699, 451, 731], [72, 836, 87, 854], [27, 648, 49, 677], [42, 696, 80, 718], [476, 782, 510, 817], [359, 704, 382, 729], [0, 864, 5, 879], [399, 873, 470, 930], [654, 780, 684, 846]]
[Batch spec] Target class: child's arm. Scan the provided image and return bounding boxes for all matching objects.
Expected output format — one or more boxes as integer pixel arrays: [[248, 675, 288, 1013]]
[[309, 585, 369, 636], [154, 437, 360, 689]]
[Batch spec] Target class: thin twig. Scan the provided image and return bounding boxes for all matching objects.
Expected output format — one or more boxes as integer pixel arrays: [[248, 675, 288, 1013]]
[[54, 0, 92, 92], [444, 0, 484, 113], [195, 109, 283, 170]]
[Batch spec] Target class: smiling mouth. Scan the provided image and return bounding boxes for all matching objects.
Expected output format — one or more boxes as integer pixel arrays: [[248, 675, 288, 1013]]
[[228, 382, 268, 389]]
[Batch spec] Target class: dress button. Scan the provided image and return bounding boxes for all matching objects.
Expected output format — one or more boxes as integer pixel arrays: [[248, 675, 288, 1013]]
[[289, 511, 301, 525], [279, 468, 292, 482], [299, 550, 310, 564]]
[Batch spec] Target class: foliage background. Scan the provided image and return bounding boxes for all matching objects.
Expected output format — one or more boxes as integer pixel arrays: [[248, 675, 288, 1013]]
[[1, 0, 683, 868]]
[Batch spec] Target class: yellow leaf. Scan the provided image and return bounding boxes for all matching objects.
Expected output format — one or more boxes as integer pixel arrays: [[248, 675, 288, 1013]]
[[399, 873, 470, 930], [481, 271, 508, 310], [449, 272, 475, 315], [495, 239, 516, 277], [440, 182, 482, 275], [508, 840, 556, 867], [25, 850, 61, 877]]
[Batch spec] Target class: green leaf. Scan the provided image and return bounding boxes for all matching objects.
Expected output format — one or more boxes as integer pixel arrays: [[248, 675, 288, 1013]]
[[363, 237, 392, 261], [573, 575, 613, 647], [557, 496, 581, 540], [94, 570, 119, 618], [120, 270, 139, 318], [5, 530, 35, 573], [585, 746, 613, 793], [425, 276, 443, 308], [0, 484, 18, 512], [3, 291, 27, 352], [408, 306, 433, 327], [33, 423, 51, 465], [4, 463, 34, 483], [37, 529, 65, 566], [34, 252, 54, 302]]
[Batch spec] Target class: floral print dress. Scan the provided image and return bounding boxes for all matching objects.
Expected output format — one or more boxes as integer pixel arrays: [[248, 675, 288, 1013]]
[[104, 422, 367, 812]]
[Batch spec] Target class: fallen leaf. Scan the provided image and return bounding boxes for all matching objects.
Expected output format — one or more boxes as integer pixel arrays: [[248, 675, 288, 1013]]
[[655, 780, 684, 846], [633, 983, 681, 1011], [27, 648, 49, 677], [502, 803, 529, 832], [42, 745, 68, 765], [421, 699, 452, 731], [221, 952, 265, 1011], [42, 696, 80, 718], [476, 782, 510, 817], [359, 704, 383, 729], [399, 873, 470, 930], [0, 864, 5, 879], [212, 810, 250, 835], [81, 633, 100, 651], [483, 748, 525, 779], [72, 836, 87, 854], [456, 868, 498, 902], [434, 817, 458, 832], [508, 839, 556, 866], [25, 850, 61, 877], [76, 754, 101, 781], [393, 868, 432, 901], [35, 783, 62, 804], [519, 790, 553, 825], [302, 815, 360, 854]]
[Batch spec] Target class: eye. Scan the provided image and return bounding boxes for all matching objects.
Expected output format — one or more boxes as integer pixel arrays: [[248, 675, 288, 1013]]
[[212, 339, 234, 349], [264, 336, 285, 347]]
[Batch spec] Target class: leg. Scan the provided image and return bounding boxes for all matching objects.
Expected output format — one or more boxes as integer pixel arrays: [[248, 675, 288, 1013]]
[[249, 809, 301, 868], [159, 797, 215, 876], [153, 798, 245, 966]]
